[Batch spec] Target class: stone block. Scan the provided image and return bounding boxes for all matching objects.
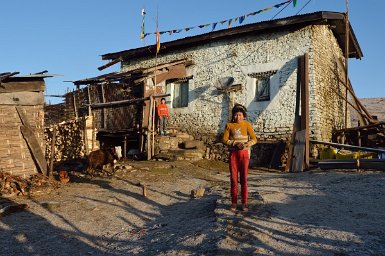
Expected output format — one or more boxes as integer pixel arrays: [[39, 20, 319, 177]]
[[182, 140, 205, 150]]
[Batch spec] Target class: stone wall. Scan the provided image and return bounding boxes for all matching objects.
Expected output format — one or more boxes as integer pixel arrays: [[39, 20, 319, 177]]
[[0, 105, 44, 177], [310, 25, 350, 142]]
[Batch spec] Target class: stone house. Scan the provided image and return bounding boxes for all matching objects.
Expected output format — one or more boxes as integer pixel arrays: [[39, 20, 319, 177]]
[[71, 12, 362, 165], [0, 72, 49, 176]]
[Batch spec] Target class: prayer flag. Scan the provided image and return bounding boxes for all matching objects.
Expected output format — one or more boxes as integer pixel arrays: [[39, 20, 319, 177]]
[[140, 8, 146, 40], [156, 31, 160, 53], [293, 0, 297, 7], [239, 16, 245, 24], [212, 22, 218, 31]]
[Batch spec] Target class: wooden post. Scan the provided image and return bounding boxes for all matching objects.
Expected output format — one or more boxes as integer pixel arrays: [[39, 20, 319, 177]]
[[142, 184, 148, 197], [344, 1, 349, 129], [83, 117, 89, 156], [124, 136, 127, 160], [152, 98, 156, 157], [73, 93, 78, 119], [228, 91, 235, 121], [301, 53, 309, 170], [101, 83, 107, 129], [91, 112, 95, 151], [285, 56, 303, 172], [87, 85, 92, 116], [147, 96, 154, 160], [49, 125, 56, 178]]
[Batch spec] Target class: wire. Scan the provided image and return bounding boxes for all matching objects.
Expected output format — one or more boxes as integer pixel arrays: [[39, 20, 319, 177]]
[[271, 0, 293, 20], [296, 0, 314, 15]]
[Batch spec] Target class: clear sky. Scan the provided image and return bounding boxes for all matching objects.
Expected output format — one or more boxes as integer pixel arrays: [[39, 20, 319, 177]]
[[1, 0, 384, 104]]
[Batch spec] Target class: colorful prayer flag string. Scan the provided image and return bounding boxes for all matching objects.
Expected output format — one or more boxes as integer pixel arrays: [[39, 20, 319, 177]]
[[143, 0, 296, 53]]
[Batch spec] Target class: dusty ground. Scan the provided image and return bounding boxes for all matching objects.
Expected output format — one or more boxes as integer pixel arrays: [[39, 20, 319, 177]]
[[1, 159, 385, 255]]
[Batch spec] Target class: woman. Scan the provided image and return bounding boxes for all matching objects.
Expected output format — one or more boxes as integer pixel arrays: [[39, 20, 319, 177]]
[[223, 104, 257, 212]]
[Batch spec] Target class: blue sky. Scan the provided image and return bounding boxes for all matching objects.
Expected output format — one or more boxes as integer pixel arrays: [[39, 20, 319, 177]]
[[1, 0, 384, 104]]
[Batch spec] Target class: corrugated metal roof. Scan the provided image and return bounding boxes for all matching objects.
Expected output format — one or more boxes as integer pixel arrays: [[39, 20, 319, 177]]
[[102, 11, 362, 61]]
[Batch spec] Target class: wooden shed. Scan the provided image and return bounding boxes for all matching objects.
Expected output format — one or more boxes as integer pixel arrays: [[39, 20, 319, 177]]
[[0, 72, 51, 177]]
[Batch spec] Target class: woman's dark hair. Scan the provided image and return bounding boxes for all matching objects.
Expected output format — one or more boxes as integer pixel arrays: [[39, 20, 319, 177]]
[[160, 97, 166, 102], [231, 104, 247, 122]]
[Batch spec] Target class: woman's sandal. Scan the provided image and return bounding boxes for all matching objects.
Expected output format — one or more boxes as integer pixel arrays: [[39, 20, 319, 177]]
[[241, 204, 249, 212]]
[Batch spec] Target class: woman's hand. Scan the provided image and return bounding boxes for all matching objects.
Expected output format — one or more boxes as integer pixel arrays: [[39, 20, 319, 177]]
[[235, 142, 244, 150]]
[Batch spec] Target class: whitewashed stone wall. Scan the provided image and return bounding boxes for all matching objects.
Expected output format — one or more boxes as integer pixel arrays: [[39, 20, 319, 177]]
[[122, 25, 348, 163], [310, 25, 350, 142]]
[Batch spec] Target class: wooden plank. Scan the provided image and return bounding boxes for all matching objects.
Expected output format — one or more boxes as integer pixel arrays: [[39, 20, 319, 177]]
[[290, 130, 306, 173], [97, 57, 122, 71], [301, 53, 309, 170], [0, 91, 44, 105], [0, 81, 45, 93], [20, 126, 47, 175], [285, 56, 303, 172], [15, 106, 47, 175], [15, 106, 31, 127]]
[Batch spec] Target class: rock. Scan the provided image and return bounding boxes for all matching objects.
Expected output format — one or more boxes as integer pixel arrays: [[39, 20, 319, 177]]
[[190, 188, 205, 199]]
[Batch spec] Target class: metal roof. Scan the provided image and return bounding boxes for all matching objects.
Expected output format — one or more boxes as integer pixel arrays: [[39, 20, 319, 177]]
[[102, 11, 363, 61]]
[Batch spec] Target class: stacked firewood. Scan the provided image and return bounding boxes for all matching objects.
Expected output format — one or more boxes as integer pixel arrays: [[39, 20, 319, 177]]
[[0, 172, 60, 198], [45, 119, 86, 162]]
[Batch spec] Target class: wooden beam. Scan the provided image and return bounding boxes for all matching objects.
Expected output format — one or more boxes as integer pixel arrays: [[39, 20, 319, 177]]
[[97, 58, 122, 71], [88, 93, 170, 108], [0, 81, 45, 93], [310, 139, 385, 154], [0, 91, 44, 105]]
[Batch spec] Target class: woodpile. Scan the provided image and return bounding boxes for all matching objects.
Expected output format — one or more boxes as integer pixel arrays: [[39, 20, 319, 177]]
[[45, 119, 86, 162], [0, 172, 60, 198]]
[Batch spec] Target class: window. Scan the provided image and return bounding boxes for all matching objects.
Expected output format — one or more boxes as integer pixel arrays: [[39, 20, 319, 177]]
[[256, 77, 270, 101], [248, 70, 277, 102], [166, 81, 189, 108]]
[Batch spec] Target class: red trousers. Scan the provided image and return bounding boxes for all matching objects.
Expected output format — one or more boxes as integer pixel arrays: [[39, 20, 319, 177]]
[[229, 150, 249, 204]]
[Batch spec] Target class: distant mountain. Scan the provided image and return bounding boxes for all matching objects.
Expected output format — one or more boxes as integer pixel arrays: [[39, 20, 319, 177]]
[[351, 98, 385, 126]]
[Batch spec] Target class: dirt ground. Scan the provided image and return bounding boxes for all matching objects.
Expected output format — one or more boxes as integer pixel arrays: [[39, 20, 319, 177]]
[[1, 159, 385, 256]]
